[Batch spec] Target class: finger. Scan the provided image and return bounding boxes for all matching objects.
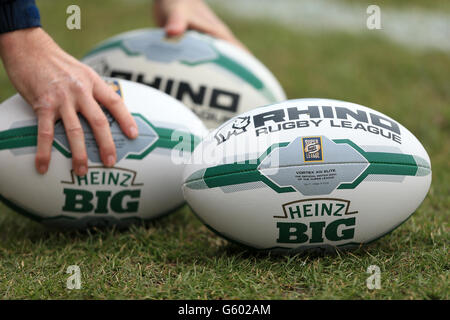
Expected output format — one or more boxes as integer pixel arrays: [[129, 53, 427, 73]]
[[165, 9, 188, 36], [79, 95, 116, 168], [93, 77, 138, 139], [60, 106, 88, 176], [35, 111, 55, 174]]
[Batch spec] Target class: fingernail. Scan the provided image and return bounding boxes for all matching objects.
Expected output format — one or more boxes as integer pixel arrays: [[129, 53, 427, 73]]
[[78, 166, 87, 176], [129, 126, 138, 138], [38, 165, 47, 174], [107, 155, 115, 167], [166, 25, 181, 36]]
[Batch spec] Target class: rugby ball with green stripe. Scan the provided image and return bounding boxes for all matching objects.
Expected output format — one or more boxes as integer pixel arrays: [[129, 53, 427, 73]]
[[82, 28, 286, 129], [0, 78, 207, 229], [183, 99, 432, 252]]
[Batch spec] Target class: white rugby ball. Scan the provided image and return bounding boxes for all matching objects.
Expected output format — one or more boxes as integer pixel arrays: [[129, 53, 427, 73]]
[[0, 78, 207, 229], [82, 28, 286, 129], [183, 99, 432, 251]]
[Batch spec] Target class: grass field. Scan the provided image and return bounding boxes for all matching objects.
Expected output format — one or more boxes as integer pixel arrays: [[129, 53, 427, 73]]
[[0, 0, 448, 299]]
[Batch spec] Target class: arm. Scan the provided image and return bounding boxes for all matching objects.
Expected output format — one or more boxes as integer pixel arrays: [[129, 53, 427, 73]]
[[0, 1, 138, 176]]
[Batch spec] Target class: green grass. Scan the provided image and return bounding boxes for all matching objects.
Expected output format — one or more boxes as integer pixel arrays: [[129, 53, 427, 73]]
[[0, 0, 449, 299]]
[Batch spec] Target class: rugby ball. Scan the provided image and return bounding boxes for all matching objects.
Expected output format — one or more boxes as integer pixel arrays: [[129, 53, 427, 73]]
[[183, 99, 432, 251], [0, 78, 207, 229], [82, 28, 286, 129]]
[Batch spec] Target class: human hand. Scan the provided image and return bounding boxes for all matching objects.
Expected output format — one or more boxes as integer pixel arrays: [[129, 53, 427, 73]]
[[153, 0, 247, 50], [0, 27, 139, 176]]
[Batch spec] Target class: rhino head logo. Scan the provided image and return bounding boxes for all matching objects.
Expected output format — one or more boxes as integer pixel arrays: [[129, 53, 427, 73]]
[[214, 116, 251, 145]]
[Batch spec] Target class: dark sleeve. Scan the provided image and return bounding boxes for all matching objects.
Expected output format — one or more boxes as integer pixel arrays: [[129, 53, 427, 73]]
[[0, 0, 41, 34]]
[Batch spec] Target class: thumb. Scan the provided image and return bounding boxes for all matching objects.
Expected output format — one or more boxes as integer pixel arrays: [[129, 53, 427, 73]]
[[165, 9, 188, 37]]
